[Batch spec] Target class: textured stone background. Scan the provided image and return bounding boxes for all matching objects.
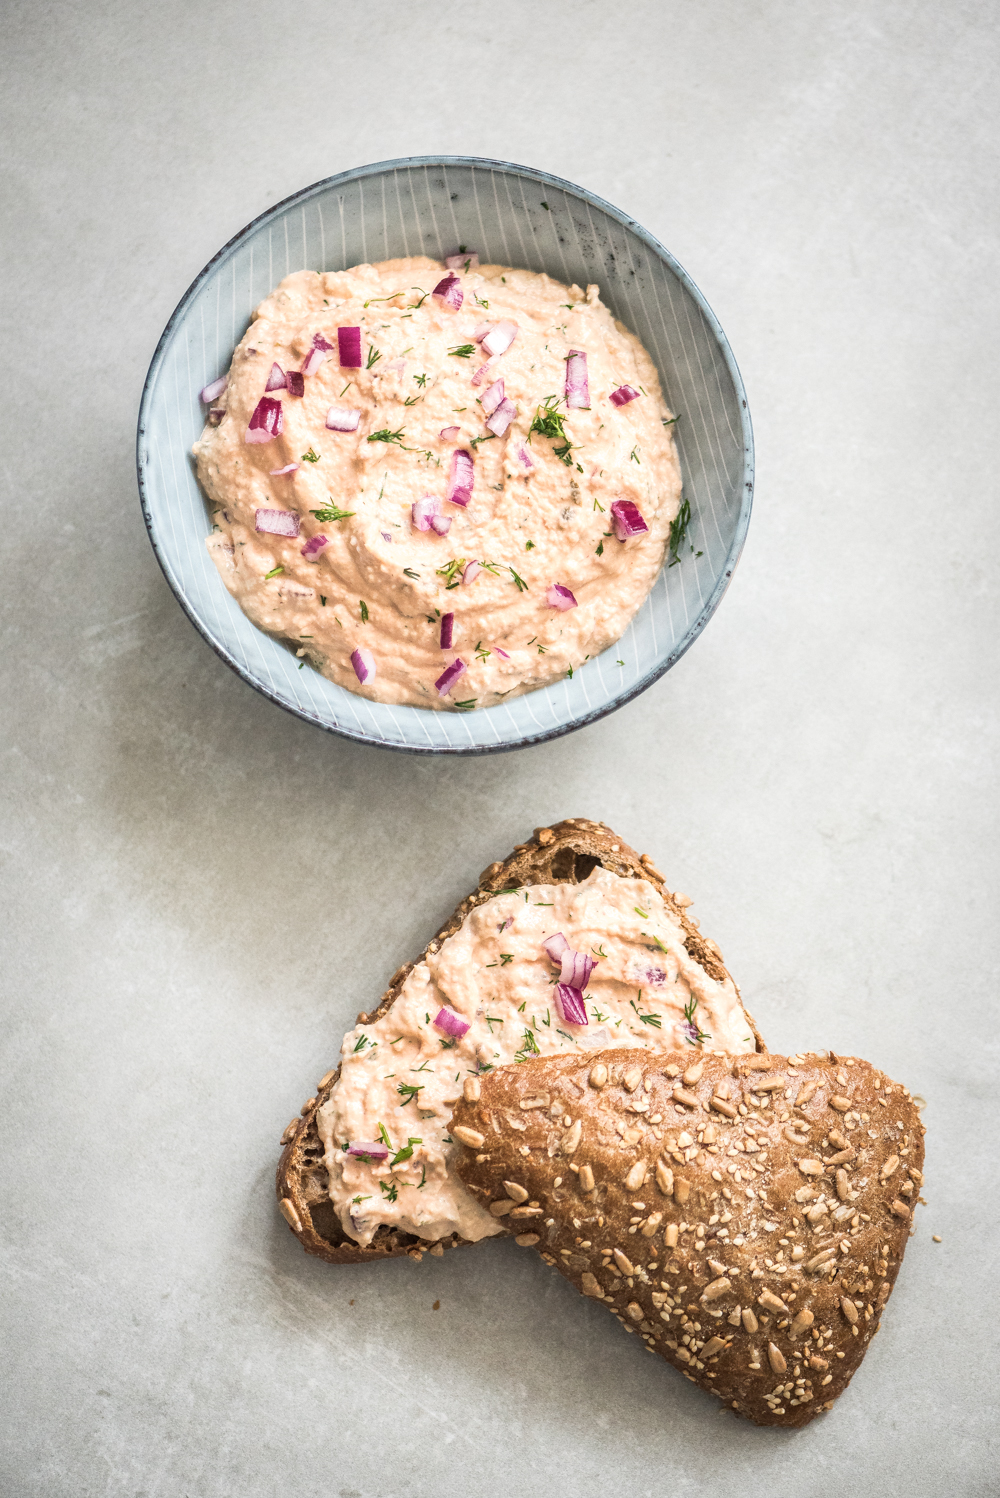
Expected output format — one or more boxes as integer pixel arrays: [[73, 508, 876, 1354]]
[[2, 2, 996, 1494]]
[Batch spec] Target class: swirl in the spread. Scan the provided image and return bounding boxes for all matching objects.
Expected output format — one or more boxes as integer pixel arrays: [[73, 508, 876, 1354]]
[[193, 256, 681, 710], [316, 869, 755, 1246]]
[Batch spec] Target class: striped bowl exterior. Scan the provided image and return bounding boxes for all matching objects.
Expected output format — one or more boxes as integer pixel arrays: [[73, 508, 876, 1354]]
[[137, 156, 753, 754]]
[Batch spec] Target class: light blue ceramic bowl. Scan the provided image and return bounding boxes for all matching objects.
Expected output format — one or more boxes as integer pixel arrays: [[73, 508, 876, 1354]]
[[137, 156, 753, 754]]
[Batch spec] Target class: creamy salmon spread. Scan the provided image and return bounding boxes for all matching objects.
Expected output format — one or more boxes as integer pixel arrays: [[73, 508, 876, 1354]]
[[316, 868, 754, 1247], [193, 255, 681, 710]]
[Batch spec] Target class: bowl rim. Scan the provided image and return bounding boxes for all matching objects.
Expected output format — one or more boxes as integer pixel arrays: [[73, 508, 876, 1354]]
[[136, 153, 754, 754]]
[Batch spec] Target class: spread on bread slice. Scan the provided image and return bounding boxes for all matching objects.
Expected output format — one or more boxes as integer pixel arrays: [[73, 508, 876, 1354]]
[[277, 819, 764, 1264], [450, 1048, 923, 1427]]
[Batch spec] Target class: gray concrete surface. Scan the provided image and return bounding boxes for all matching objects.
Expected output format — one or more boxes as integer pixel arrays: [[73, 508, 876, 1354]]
[[2, 2, 997, 1494]]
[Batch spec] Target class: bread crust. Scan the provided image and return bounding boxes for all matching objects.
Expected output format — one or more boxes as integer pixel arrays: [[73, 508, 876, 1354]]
[[450, 1048, 924, 1427], [276, 819, 764, 1265]]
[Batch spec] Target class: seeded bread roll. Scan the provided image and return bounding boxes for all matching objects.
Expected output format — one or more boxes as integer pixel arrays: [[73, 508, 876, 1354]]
[[450, 1048, 924, 1427], [276, 819, 764, 1265]]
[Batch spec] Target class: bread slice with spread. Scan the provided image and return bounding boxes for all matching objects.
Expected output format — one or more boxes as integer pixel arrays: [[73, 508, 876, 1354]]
[[450, 1048, 924, 1426], [276, 819, 764, 1265]]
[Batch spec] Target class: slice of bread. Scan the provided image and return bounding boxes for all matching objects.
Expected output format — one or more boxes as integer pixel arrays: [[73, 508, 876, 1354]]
[[276, 818, 765, 1265], [450, 1048, 924, 1427]]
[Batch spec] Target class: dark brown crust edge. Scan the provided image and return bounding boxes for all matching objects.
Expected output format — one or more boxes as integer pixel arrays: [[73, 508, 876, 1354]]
[[275, 817, 764, 1265]]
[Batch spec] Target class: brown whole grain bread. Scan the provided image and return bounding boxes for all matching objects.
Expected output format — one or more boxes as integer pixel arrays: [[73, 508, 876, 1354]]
[[450, 1048, 924, 1427], [276, 818, 764, 1265]]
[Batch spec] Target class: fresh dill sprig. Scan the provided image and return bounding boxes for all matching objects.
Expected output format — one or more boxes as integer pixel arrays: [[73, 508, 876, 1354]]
[[359, 601, 369, 623], [509, 567, 528, 592], [390, 1136, 422, 1166], [367, 428, 404, 446], [469, 433, 496, 450], [264, 565, 283, 579], [668, 499, 692, 567], [397, 1082, 423, 1106], [436, 558, 466, 587], [683, 995, 710, 1046], [529, 396, 569, 443], [448, 344, 476, 358], [301, 447, 320, 463], [366, 344, 382, 369], [515, 1028, 540, 1062], [309, 503, 355, 522]]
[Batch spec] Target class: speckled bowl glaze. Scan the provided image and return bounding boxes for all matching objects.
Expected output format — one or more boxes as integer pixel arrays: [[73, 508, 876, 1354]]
[[137, 156, 753, 753]]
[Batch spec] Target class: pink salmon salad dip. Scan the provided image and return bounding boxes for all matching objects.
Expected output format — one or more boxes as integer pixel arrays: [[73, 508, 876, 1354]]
[[193, 254, 683, 711], [316, 867, 754, 1247]]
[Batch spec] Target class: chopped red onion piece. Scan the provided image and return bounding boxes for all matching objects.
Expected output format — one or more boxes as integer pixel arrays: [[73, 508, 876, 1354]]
[[286, 370, 305, 398], [543, 932, 570, 963], [547, 583, 578, 611], [462, 560, 482, 585], [200, 375, 227, 404], [245, 395, 283, 444], [560, 949, 596, 990], [482, 320, 518, 358], [447, 449, 474, 507], [351, 646, 376, 684], [255, 508, 300, 538], [270, 463, 300, 476], [347, 1139, 388, 1159], [325, 406, 361, 432], [481, 379, 505, 417], [472, 322, 492, 342], [445, 251, 479, 270], [265, 362, 287, 392], [486, 397, 517, 437], [439, 425, 460, 440], [301, 534, 328, 561], [515, 444, 533, 469], [435, 658, 467, 696], [610, 499, 649, 541], [312, 333, 335, 352], [430, 514, 452, 536], [411, 495, 441, 532], [471, 358, 497, 387], [609, 384, 641, 407], [208, 407, 225, 426], [493, 645, 511, 659], [338, 327, 362, 367], [434, 1005, 470, 1038], [565, 350, 590, 408], [555, 984, 589, 1026], [381, 531, 392, 543], [301, 348, 325, 377], [432, 273, 463, 311], [440, 612, 454, 649]]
